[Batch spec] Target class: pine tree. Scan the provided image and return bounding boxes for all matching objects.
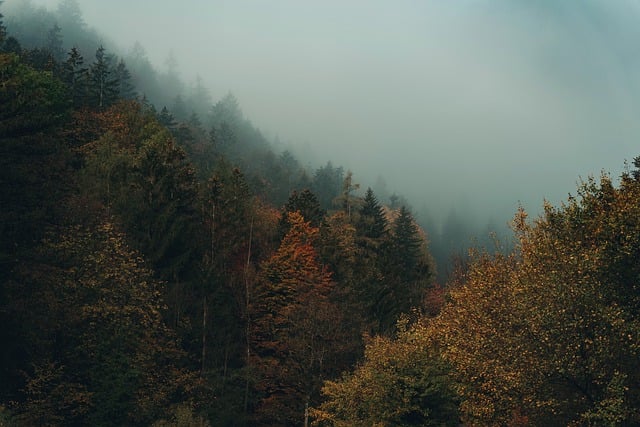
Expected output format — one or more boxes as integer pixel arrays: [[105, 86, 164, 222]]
[[312, 162, 344, 210], [114, 58, 136, 99], [278, 189, 324, 237], [357, 187, 387, 240], [62, 47, 88, 107], [0, 3, 7, 46], [88, 45, 118, 109], [158, 106, 177, 130], [45, 24, 64, 62], [375, 206, 432, 333]]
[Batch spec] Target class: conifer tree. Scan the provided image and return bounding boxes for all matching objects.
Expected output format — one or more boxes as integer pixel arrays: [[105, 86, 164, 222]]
[[62, 47, 87, 107], [0, 3, 7, 46], [88, 45, 118, 109], [114, 58, 136, 99], [158, 106, 177, 130], [278, 189, 324, 237], [376, 206, 432, 333], [312, 162, 344, 210], [45, 24, 64, 62], [357, 187, 387, 240]]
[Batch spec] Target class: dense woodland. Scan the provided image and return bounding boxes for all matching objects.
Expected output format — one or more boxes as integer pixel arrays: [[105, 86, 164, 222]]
[[1, 2, 639, 426]]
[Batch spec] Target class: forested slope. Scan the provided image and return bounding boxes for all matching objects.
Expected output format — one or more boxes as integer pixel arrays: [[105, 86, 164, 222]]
[[0, 4, 435, 425], [2, 2, 639, 426]]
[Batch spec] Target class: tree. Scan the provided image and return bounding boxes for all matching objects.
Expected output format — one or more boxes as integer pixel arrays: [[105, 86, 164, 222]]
[[11, 221, 195, 426], [88, 45, 118, 109], [0, 52, 72, 410], [45, 24, 64, 62], [250, 212, 343, 426], [0, 52, 69, 137], [0, 3, 6, 45], [356, 187, 387, 240], [375, 206, 433, 333], [278, 189, 324, 237], [312, 318, 459, 427], [431, 173, 640, 425], [333, 170, 360, 218], [158, 106, 177, 130], [210, 92, 242, 129], [62, 46, 88, 107], [114, 58, 136, 99], [312, 162, 344, 211]]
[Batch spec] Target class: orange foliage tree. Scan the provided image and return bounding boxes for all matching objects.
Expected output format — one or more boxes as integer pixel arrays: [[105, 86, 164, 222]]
[[249, 212, 345, 426]]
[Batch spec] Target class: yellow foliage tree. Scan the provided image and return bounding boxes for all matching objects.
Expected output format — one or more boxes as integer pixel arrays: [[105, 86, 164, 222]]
[[431, 173, 640, 425]]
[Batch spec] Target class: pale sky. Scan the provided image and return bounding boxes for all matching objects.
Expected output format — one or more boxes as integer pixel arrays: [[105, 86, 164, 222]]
[[15, 0, 640, 229]]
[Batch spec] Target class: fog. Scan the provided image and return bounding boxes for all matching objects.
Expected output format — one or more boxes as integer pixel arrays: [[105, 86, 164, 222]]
[[18, 0, 640, 233]]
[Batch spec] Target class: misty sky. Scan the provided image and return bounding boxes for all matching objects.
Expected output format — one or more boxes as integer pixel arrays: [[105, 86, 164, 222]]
[[21, 0, 640, 230]]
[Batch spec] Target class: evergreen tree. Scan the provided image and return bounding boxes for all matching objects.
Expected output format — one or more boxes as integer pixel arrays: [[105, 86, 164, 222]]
[[0, 52, 71, 407], [171, 94, 188, 121], [210, 92, 242, 128], [45, 24, 64, 62], [278, 189, 324, 237], [158, 106, 177, 130], [62, 46, 87, 107], [88, 45, 118, 109], [114, 58, 136, 99], [376, 206, 432, 333], [0, 3, 7, 46], [312, 161, 344, 211], [357, 187, 387, 240]]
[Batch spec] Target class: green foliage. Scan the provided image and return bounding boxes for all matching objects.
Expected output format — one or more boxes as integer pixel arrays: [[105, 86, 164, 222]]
[[152, 403, 211, 427], [61, 47, 88, 107], [278, 188, 324, 237], [8, 221, 195, 426], [357, 187, 388, 240], [88, 45, 118, 109], [374, 206, 433, 334], [312, 162, 344, 210], [0, 52, 69, 136], [80, 101, 200, 281]]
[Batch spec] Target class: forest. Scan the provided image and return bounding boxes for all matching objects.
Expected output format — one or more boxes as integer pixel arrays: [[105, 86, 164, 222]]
[[1, 1, 639, 426]]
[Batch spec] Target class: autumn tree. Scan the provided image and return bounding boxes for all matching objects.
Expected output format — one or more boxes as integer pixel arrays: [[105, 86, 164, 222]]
[[333, 170, 360, 218], [250, 212, 344, 426], [431, 173, 640, 425], [312, 318, 459, 427]]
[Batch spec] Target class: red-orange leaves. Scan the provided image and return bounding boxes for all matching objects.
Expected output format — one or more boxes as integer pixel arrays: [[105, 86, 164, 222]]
[[250, 212, 340, 426]]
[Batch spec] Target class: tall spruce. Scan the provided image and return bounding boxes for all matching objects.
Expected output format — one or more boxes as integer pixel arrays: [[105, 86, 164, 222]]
[[62, 47, 87, 107], [114, 58, 135, 99], [88, 45, 118, 109], [357, 187, 387, 240]]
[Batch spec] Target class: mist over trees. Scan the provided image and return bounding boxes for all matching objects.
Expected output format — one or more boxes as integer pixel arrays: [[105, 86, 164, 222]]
[[2, 1, 640, 426]]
